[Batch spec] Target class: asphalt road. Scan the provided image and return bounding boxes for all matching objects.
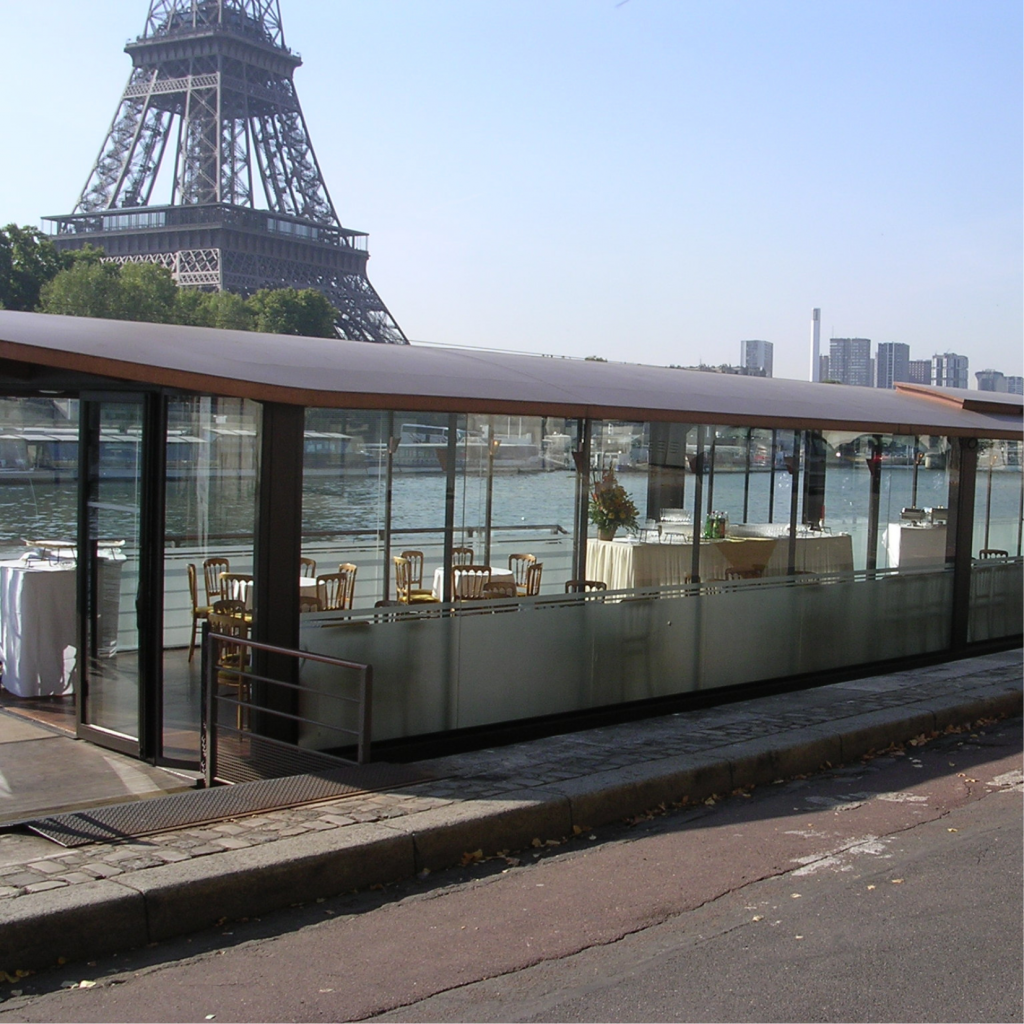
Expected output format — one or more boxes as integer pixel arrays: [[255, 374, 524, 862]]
[[1, 716, 1020, 1024]]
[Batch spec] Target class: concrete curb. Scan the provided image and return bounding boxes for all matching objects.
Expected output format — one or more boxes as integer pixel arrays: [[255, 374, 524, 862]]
[[1, 685, 1020, 975]]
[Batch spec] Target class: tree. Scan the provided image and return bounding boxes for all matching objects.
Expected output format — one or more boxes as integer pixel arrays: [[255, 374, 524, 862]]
[[0, 225, 95, 311], [174, 289, 251, 330], [39, 260, 177, 323], [245, 287, 338, 338]]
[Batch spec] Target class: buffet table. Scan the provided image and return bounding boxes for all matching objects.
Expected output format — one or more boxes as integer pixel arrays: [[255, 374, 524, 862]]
[[586, 533, 854, 591], [883, 523, 947, 570], [0, 560, 78, 696]]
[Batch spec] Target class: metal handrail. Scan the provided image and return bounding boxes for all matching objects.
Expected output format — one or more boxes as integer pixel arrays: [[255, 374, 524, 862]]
[[201, 625, 373, 786]]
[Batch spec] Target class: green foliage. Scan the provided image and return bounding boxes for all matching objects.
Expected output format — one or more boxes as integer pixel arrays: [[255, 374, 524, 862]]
[[40, 260, 178, 323], [0, 225, 96, 311], [18, 233, 340, 338], [246, 287, 338, 338], [174, 289, 252, 330]]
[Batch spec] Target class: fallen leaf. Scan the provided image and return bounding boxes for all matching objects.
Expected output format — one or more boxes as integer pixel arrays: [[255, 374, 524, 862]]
[[866, 885, 876, 890], [79, 981, 97, 990], [791, 893, 802, 899], [891, 878, 904, 884], [947, 828, 959, 833], [460, 849, 484, 866], [752, 915, 763, 922], [531, 838, 543, 848]]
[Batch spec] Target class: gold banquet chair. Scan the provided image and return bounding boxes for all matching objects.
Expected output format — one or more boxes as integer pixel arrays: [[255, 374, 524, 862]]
[[317, 566, 357, 611], [186, 563, 212, 662], [219, 572, 253, 603], [207, 599, 251, 731], [299, 556, 317, 579], [452, 546, 474, 566], [508, 553, 536, 596], [394, 555, 438, 604], [564, 579, 608, 593], [399, 550, 426, 588], [452, 565, 492, 600], [203, 556, 230, 606], [523, 561, 543, 596]]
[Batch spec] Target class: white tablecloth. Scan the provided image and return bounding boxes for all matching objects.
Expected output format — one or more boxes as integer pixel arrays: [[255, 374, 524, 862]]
[[883, 523, 947, 570], [587, 533, 854, 590], [0, 561, 78, 697], [432, 566, 516, 599]]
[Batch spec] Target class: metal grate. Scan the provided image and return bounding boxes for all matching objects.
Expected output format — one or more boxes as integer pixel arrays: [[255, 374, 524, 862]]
[[25, 761, 432, 847]]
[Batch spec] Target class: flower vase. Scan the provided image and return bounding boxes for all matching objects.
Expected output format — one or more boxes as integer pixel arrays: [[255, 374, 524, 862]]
[[598, 526, 617, 542]]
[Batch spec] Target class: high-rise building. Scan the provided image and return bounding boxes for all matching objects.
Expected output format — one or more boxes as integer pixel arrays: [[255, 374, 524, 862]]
[[1007, 377, 1024, 396], [908, 360, 931, 384], [875, 342, 911, 389], [828, 338, 872, 387], [933, 352, 969, 390], [809, 308, 821, 382], [819, 354, 830, 382], [740, 340, 773, 378], [975, 369, 1007, 392]]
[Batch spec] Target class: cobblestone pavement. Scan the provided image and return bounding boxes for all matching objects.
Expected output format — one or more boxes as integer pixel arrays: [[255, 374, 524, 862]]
[[0, 649, 1019, 907]]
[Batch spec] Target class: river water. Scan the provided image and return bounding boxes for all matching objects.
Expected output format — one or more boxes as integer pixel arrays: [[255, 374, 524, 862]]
[[0, 464, 1020, 558]]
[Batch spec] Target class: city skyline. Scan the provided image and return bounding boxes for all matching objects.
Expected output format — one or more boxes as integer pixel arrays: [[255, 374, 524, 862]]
[[0, 0, 1020, 380]]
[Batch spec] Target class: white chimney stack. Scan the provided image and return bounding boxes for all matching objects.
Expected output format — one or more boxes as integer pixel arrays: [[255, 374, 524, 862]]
[[809, 308, 821, 382]]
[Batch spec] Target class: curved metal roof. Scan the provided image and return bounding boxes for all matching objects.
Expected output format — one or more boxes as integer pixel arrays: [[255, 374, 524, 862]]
[[0, 310, 1020, 439]]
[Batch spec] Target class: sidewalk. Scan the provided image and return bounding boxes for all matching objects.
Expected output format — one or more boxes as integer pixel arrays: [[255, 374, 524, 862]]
[[2, 648, 1021, 974]]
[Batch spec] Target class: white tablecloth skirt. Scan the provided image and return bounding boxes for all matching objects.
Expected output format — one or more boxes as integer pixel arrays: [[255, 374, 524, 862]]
[[587, 533, 854, 591], [0, 561, 78, 697]]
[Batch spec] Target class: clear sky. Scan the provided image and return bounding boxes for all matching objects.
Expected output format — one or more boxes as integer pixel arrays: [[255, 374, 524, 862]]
[[1, 0, 1020, 381]]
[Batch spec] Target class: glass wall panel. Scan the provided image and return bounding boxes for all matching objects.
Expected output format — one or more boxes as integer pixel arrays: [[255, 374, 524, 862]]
[[300, 408, 389, 610], [465, 414, 578, 596], [0, 396, 81, 732], [973, 438, 1023, 558], [162, 396, 260, 761]]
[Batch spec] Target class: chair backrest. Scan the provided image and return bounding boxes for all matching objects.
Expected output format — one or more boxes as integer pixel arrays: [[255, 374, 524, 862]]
[[203, 557, 230, 604], [524, 561, 543, 596], [317, 569, 356, 611], [299, 556, 317, 578], [483, 579, 517, 598], [565, 579, 608, 593], [338, 563, 358, 608], [725, 567, 763, 580], [979, 548, 1009, 559], [508, 552, 536, 586], [393, 555, 412, 601], [452, 565, 491, 599], [299, 596, 321, 613], [209, 598, 248, 627], [452, 546, 474, 566], [399, 550, 425, 587], [187, 563, 200, 611], [208, 600, 249, 672], [219, 572, 253, 602]]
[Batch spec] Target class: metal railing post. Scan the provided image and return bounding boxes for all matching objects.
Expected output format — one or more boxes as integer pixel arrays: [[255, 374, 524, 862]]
[[201, 621, 217, 788], [358, 665, 373, 765]]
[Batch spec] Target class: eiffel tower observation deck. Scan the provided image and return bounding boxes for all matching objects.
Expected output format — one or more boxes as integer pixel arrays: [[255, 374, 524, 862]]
[[44, 0, 407, 344]]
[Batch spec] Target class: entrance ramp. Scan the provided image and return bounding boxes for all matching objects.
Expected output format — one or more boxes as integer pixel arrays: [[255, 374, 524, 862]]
[[24, 758, 431, 847]]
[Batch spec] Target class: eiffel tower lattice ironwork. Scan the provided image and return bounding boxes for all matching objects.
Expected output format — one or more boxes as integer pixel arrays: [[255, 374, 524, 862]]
[[45, 0, 407, 344]]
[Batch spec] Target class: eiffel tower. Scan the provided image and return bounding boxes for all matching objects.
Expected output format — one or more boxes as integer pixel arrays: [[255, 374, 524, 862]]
[[45, 0, 407, 344]]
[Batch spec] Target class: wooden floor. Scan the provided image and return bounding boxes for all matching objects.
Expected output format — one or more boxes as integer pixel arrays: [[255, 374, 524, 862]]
[[0, 710, 196, 827]]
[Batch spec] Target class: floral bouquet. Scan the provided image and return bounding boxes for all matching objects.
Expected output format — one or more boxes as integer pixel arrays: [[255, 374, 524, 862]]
[[589, 468, 639, 539]]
